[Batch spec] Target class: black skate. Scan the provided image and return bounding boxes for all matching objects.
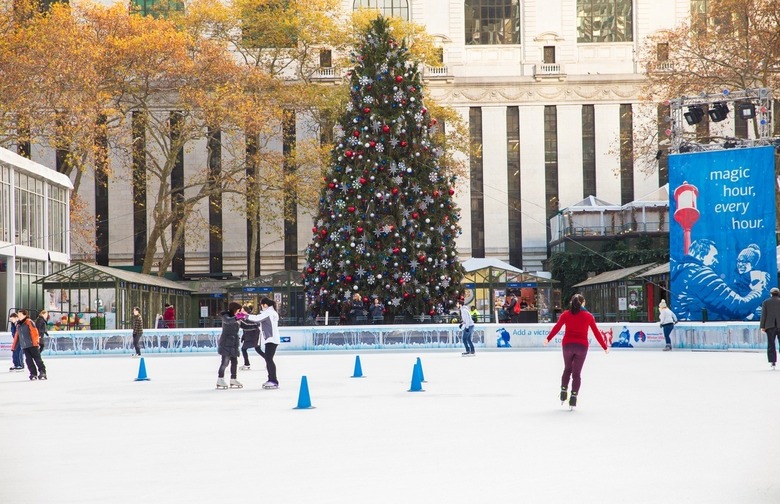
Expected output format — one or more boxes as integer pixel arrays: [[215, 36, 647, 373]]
[[569, 391, 578, 410], [38, 373, 47, 380], [560, 387, 567, 404], [29, 375, 37, 380]]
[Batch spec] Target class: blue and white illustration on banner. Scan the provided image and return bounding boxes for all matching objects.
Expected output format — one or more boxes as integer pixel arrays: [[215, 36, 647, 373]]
[[669, 146, 777, 321]]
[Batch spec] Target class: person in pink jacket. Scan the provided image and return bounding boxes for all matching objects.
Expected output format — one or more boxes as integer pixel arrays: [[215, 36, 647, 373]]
[[543, 293, 608, 408]]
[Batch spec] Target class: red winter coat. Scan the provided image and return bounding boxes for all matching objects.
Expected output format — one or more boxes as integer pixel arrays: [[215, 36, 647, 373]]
[[163, 306, 176, 328], [546, 309, 608, 350]]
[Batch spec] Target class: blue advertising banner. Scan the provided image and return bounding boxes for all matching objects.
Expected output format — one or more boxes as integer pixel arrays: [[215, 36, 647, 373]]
[[669, 146, 777, 321]]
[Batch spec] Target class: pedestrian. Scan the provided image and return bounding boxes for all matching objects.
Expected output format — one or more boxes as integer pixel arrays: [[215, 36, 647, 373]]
[[163, 303, 176, 328], [216, 302, 243, 389], [759, 287, 780, 370], [246, 297, 280, 389], [368, 298, 384, 324], [543, 293, 608, 408], [469, 305, 479, 323], [658, 299, 678, 351], [457, 298, 475, 356], [155, 313, 165, 328], [348, 293, 364, 324], [12, 309, 47, 380], [8, 312, 24, 372], [131, 306, 143, 357], [238, 305, 262, 370], [34, 310, 49, 352]]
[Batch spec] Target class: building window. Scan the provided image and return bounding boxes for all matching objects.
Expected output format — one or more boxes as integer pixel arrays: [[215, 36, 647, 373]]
[[619, 104, 634, 205], [577, 0, 633, 43], [465, 0, 521, 45], [690, 0, 709, 34], [469, 107, 485, 258], [657, 103, 669, 186], [544, 106, 559, 244], [14, 172, 45, 249], [581, 105, 596, 197], [48, 185, 67, 253], [353, 0, 409, 20], [657, 42, 669, 62], [506, 107, 522, 268], [130, 0, 183, 18], [543, 46, 556, 64], [0, 164, 10, 244], [14, 257, 45, 313], [319, 49, 332, 68]]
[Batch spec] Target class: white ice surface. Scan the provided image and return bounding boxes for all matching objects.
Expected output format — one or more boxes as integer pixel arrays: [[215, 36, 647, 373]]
[[1, 349, 778, 504]]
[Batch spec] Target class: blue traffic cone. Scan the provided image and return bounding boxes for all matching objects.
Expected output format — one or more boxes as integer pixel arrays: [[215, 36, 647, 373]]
[[416, 357, 426, 382], [408, 362, 424, 392], [134, 357, 150, 381], [351, 355, 365, 378], [294, 375, 315, 409]]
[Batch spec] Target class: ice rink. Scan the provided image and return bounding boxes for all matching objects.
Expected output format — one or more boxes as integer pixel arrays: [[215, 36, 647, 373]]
[[1, 348, 778, 504]]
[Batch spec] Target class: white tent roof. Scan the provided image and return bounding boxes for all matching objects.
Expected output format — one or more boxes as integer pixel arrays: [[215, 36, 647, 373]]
[[625, 184, 669, 208], [563, 195, 621, 211], [462, 257, 523, 274]]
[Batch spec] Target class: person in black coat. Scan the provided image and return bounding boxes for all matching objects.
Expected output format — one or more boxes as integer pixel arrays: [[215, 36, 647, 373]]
[[216, 302, 243, 389], [348, 293, 365, 324], [34, 310, 49, 352], [238, 305, 262, 370], [759, 287, 780, 369]]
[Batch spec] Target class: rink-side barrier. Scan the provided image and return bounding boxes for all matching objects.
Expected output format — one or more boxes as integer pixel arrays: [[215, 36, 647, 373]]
[[0, 321, 769, 358]]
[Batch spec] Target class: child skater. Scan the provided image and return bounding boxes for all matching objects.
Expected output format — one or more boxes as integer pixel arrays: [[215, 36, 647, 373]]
[[8, 312, 24, 372], [543, 293, 608, 409], [238, 305, 262, 370], [216, 302, 243, 389], [246, 297, 280, 389], [12, 309, 47, 380], [131, 306, 143, 357]]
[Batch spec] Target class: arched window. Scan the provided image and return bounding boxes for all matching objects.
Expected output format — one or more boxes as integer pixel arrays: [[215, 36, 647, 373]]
[[353, 0, 410, 21], [464, 1, 521, 45]]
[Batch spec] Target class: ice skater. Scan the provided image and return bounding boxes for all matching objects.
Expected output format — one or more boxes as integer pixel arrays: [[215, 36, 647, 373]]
[[12, 309, 47, 380], [246, 297, 280, 389], [216, 302, 243, 389], [238, 305, 262, 370], [543, 294, 608, 408], [131, 306, 143, 356], [34, 310, 49, 352], [457, 298, 475, 356], [759, 287, 780, 370], [658, 299, 677, 351], [8, 312, 24, 372]]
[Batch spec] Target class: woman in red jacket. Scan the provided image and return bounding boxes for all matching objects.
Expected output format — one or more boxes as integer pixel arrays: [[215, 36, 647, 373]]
[[543, 294, 608, 408]]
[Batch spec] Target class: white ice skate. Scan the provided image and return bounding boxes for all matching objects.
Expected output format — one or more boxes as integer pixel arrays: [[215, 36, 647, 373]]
[[262, 381, 279, 389], [216, 378, 228, 389], [230, 378, 243, 389], [239, 365, 251, 371]]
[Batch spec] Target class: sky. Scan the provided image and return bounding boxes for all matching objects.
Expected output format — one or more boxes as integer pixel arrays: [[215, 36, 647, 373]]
[[1, 348, 778, 504]]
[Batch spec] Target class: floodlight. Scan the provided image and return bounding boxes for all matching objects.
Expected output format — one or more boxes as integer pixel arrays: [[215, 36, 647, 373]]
[[684, 106, 704, 125], [737, 102, 756, 120], [708, 102, 729, 122]]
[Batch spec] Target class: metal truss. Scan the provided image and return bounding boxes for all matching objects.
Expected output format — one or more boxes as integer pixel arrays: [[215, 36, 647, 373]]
[[667, 88, 774, 153]]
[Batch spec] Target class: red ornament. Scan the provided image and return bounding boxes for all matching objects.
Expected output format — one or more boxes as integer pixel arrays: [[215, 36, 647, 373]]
[[363, 107, 371, 114], [319, 271, 326, 277], [307, 267, 314, 273], [359, 177, 367, 184], [433, 190, 440, 197], [320, 229, 328, 236], [369, 141, 376, 148], [344, 151, 352, 158], [353, 130, 360, 137], [312, 227, 317, 233], [357, 227, 364, 234], [328, 182, 336, 189], [448, 188, 455, 195], [348, 206, 356, 213], [412, 212, 419, 219], [400, 141, 408, 147], [403, 291, 409, 297], [391, 187, 399, 195], [382, 125, 390, 133], [392, 247, 400, 254], [345, 276, 353, 282], [395, 75, 403, 83]]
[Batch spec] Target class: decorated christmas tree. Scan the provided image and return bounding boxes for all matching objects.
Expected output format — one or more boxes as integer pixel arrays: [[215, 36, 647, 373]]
[[302, 17, 464, 319]]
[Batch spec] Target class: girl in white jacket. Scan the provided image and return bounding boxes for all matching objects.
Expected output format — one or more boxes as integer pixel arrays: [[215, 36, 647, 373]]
[[246, 297, 280, 389]]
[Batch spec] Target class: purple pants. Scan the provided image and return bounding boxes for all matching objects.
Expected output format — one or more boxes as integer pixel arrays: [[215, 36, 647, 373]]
[[561, 343, 588, 393]]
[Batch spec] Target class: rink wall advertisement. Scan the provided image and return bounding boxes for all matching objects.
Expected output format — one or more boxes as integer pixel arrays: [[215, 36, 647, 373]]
[[0, 322, 768, 358], [669, 146, 777, 321]]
